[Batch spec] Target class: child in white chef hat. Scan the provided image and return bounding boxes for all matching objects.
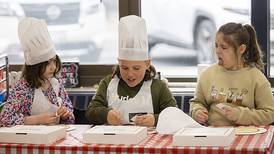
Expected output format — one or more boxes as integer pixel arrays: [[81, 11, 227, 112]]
[[0, 17, 74, 127], [86, 15, 177, 127]]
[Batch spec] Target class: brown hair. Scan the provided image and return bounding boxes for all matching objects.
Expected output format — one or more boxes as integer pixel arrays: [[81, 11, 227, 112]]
[[111, 64, 156, 81], [217, 22, 264, 71], [21, 55, 62, 88]]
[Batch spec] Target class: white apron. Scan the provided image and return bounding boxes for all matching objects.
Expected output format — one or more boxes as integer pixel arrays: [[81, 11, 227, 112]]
[[31, 78, 63, 115], [107, 76, 154, 124]]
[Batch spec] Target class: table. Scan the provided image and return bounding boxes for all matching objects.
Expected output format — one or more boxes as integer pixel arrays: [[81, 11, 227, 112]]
[[0, 125, 273, 154]]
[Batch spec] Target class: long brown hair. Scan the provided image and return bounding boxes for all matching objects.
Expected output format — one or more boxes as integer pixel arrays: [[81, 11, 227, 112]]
[[111, 64, 156, 81], [21, 55, 61, 88], [217, 22, 264, 71]]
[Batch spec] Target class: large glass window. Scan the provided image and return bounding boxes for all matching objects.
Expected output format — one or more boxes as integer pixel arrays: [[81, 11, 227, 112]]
[[270, 0, 274, 77], [0, 0, 118, 64], [141, 0, 251, 77]]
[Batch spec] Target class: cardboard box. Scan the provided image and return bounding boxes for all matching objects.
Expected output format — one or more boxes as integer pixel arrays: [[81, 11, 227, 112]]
[[83, 125, 147, 145], [0, 125, 66, 144], [173, 127, 235, 146]]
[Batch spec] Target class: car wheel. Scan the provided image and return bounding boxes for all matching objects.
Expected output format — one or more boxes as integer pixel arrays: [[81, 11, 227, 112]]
[[194, 19, 216, 64]]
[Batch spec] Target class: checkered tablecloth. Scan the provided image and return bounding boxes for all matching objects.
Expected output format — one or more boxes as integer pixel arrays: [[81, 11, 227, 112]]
[[0, 125, 273, 154]]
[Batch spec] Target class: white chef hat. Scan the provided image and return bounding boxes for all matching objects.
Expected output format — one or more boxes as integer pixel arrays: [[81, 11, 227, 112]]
[[119, 15, 149, 61], [18, 17, 56, 65]]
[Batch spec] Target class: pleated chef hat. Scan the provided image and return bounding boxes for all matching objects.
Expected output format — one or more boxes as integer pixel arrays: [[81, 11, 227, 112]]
[[119, 15, 149, 61], [18, 17, 56, 65]]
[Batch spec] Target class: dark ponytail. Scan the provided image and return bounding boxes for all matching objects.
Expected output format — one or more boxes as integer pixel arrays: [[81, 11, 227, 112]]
[[243, 24, 264, 70], [21, 55, 62, 88]]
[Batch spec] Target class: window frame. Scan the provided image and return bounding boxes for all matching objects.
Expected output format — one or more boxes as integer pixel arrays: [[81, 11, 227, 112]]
[[9, 0, 274, 87]]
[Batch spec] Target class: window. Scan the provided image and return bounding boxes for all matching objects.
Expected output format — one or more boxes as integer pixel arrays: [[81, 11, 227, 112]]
[[270, 0, 274, 77], [141, 0, 251, 77], [0, 0, 118, 65], [3, 0, 272, 84]]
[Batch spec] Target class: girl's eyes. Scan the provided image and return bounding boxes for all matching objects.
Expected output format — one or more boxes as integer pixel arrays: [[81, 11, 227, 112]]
[[121, 67, 141, 71], [121, 67, 128, 70], [221, 45, 228, 50], [215, 44, 227, 50], [133, 67, 140, 70]]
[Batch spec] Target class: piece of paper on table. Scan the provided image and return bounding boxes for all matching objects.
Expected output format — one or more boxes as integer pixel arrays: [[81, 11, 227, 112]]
[[156, 107, 204, 134], [129, 112, 147, 122], [131, 115, 137, 122]]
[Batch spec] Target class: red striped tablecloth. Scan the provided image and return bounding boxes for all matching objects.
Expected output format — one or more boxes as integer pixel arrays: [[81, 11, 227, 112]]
[[0, 125, 273, 154]]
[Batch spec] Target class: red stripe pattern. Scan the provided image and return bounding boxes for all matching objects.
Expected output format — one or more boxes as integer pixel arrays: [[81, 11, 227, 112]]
[[0, 125, 273, 154]]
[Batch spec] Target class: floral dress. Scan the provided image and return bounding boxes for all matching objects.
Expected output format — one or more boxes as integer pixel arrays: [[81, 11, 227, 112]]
[[0, 78, 74, 127]]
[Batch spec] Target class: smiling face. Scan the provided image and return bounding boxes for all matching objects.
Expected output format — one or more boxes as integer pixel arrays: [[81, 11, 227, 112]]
[[118, 59, 150, 87], [215, 32, 246, 71]]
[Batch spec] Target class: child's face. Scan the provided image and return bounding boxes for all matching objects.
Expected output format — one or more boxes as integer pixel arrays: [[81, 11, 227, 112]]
[[215, 33, 244, 70], [118, 59, 150, 87], [43, 56, 57, 78]]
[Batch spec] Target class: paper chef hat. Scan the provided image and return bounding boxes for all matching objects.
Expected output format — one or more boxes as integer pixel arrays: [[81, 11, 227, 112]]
[[119, 15, 149, 61], [18, 17, 56, 65]]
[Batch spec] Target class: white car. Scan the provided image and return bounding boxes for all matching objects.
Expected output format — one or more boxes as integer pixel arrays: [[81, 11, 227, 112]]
[[0, 0, 106, 63], [142, 0, 251, 64]]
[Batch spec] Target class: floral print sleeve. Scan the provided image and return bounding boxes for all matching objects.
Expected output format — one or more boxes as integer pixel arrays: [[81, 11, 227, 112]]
[[0, 80, 33, 127]]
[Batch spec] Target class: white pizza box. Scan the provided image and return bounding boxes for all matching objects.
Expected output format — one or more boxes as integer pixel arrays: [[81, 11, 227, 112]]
[[0, 125, 66, 144], [83, 125, 147, 145], [173, 127, 235, 146]]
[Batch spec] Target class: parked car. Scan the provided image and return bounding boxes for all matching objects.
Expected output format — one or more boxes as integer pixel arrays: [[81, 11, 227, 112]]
[[0, 0, 106, 63], [141, 0, 251, 64]]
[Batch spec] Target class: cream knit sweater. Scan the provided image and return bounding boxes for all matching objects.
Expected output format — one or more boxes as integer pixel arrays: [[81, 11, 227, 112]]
[[190, 64, 274, 126]]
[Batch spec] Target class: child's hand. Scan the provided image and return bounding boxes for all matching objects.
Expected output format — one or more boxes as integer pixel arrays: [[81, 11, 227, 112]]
[[134, 113, 155, 127], [57, 106, 74, 120], [38, 112, 60, 125], [107, 109, 122, 125], [220, 105, 237, 121], [194, 108, 208, 124]]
